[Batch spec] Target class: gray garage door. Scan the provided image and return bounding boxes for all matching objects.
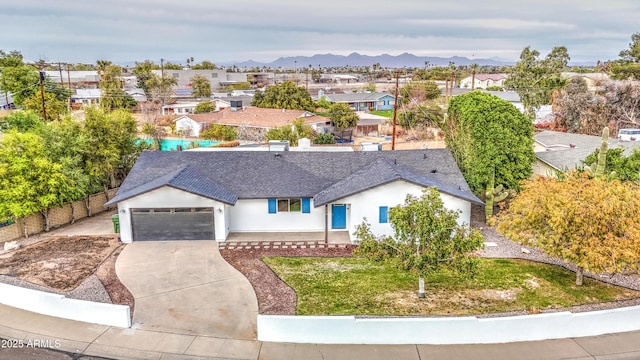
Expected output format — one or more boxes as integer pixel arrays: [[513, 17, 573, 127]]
[[131, 208, 214, 241]]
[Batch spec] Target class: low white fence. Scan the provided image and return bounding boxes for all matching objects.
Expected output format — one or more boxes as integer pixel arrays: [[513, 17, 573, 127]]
[[258, 305, 640, 344], [0, 283, 131, 328]]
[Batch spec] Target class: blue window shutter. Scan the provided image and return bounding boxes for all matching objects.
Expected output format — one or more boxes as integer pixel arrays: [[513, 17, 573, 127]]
[[379, 206, 389, 223], [268, 198, 277, 214], [302, 198, 311, 213]]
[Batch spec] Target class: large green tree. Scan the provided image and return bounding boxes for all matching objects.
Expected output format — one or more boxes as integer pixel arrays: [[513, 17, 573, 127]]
[[190, 74, 212, 98], [264, 118, 314, 146], [497, 172, 640, 285], [444, 91, 535, 197], [327, 102, 359, 129], [99, 64, 136, 111], [0, 50, 39, 106], [192, 60, 217, 70], [252, 81, 314, 111], [145, 73, 177, 104], [611, 32, 640, 80], [504, 46, 569, 116], [354, 188, 484, 281], [132, 60, 159, 94], [0, 130, 78, 234]]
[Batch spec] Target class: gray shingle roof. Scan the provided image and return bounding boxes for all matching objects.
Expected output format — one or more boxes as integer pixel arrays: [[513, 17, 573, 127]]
[[105, 166, 237, 206], [107, 149, 482, 207], [534, 130, 640, 171]]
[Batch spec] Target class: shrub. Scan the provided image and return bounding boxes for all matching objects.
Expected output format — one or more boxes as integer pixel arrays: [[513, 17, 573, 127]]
[[313, 133, 336, 144], [201, 124, 237, 141]]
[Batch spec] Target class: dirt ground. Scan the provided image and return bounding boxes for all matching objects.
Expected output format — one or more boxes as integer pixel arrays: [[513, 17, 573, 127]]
[[0, 236, 134, 309]]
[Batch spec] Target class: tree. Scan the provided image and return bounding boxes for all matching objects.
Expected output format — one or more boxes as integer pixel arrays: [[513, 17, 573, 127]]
[[354, 188, 484, 281], [0, 50, 39, 106], [444, 91, 535, 203], [132, 60, 159, 94], [0, 130, 78, 235], [99, 64, 135, 111], [190, 74, 212, 98], [400, 81, 441, 104], [194, 101, 216, 114], [0, 110, 45, 132], [192, 60, 217, 70], [39, 117, 91, 223], [327, 102, 359, 129], [145, 73, 177, 104], [398, 103, 443, 130], [504, 46, 569, 116], [497, 172, 640, 285], [251, 81, 314, 111], [610, 32, 640, 80], [362, 82, 376, 92], [265, 118, 314, 146], [552, 79, 640, 135], [220, 82, 251, 92], [200, 124, 237, 141]]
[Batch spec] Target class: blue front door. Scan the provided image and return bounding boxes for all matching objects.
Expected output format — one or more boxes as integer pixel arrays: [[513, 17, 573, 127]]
[[332, 204, 347, 229]]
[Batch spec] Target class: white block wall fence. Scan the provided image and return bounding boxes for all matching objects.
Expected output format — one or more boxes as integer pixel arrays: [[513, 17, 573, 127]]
[[0, 283, 131, 328], [257, 305, 640, 344]]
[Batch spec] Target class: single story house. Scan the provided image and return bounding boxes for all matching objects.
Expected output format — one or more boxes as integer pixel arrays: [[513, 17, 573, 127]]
[[459, 74, 508, 89], [174, 107, 331, 137], [323, 91, 395, 111], [533, 130, 640, 176], [105, 149, 482, 243], [72, 89, 102, 107]]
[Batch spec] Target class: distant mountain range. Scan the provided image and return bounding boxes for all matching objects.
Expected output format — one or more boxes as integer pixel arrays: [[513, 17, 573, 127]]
[[224, 52, 512, 69]]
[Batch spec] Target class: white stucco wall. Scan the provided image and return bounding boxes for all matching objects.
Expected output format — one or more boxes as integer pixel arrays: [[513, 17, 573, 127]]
[[258, 305, 640, 344], [175, 117, 202, 137], [229, 199, 326, 232], [117, 186, 227, 242], [336, 180, 472, 241], [0, 283, 131, 328], [533, 159, 559, 178]]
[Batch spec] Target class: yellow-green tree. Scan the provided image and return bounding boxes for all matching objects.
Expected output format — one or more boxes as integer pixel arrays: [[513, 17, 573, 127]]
[[497, 172, 640, 285]]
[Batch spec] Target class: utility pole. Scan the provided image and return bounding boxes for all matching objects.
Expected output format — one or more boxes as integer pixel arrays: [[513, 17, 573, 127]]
[[38, 64, 47, 121], [66, 63, 72, 112], [391, 70, 400, 151]]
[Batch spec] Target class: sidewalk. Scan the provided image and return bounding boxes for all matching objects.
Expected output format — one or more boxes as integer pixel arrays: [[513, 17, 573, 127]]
[[2, 303, 640, 360]]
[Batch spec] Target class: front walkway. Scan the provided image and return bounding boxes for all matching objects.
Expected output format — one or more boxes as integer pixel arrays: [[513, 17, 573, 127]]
[[226, 231, 351, 243]]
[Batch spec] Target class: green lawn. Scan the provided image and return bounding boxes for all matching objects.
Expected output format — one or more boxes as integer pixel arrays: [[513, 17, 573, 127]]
[[263, 257, 640, 316], [369, 110, 394, 118]]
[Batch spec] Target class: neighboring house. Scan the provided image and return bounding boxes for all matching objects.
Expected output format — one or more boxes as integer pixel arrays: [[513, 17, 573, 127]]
[[126, 88, 147, 102], [174, 107, 331, 137], [105, 149, 482, 243], [459, 74, 508, 89], [533, 130, 640, 177], [151, 69, 252, 95], [162, 101, 201, 116], [0, 92, 15, 110], [72, 89, 102, 107], [45, 70, 101, 89], [323, 91, 395, 111], [355, 111, 387, 136]]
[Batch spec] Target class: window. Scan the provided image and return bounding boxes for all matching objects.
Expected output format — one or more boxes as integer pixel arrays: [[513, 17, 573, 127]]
[[278, 199, 289, 212], [290, 199, 301, 212], [211, 72, 218, 78], [379, 206, 389, 223], [269, 198, 310, 213]]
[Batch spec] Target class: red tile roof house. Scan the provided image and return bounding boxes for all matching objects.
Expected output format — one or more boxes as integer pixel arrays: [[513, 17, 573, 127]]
[[174, 107, 331, 140]]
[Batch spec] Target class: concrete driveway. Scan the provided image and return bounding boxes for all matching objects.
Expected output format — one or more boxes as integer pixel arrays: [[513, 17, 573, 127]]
[[115, 240, 258, 340]]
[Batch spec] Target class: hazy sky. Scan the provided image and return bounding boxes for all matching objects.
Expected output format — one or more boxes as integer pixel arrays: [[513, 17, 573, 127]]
[[2, 0, 638, 65]]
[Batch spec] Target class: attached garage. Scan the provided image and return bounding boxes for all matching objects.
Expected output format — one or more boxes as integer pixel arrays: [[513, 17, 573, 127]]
[[131, 208, 215, 241]]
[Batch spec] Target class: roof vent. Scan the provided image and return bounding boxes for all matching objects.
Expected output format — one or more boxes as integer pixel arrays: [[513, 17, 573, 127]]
[[269, 140, 290, 152], [431, 169, 437, 173], [360, 142, 382, 151]]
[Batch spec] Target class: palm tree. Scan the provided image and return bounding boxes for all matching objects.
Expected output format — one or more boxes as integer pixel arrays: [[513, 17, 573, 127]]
[[470, 63, 479, 90]]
